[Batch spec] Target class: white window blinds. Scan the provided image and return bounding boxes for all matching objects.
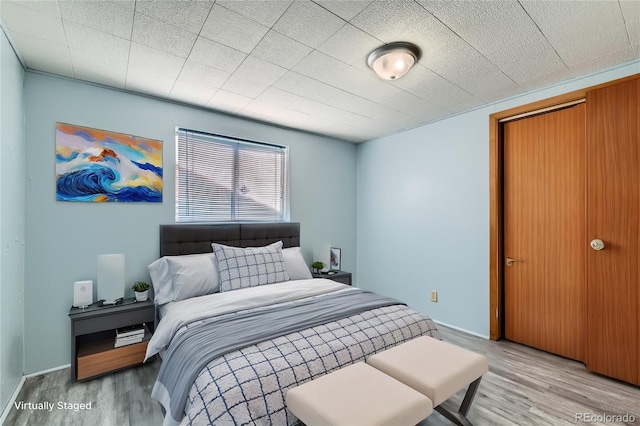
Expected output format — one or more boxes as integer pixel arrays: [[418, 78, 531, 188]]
[[176, 128, 289, 222]]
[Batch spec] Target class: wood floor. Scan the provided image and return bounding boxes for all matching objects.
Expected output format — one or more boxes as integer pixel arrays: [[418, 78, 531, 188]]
[[5, 326, 640, 425]]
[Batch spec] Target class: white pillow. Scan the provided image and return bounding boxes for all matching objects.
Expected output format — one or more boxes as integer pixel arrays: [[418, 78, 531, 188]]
[[148, 253, 219, 305], [282, 247, 312, 280], [213, 241, 289, 292]]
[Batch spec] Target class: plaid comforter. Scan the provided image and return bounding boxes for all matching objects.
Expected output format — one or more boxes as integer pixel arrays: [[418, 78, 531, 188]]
[[181, 304, 440, 425]]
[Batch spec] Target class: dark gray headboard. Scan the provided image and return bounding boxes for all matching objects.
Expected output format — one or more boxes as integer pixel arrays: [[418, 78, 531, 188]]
[[159, 223, 300, 256]]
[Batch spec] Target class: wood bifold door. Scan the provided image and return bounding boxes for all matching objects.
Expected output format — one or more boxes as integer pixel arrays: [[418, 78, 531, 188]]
[[502, 77, 639, 386]]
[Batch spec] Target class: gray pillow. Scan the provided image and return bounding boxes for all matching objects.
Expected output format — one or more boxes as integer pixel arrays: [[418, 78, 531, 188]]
[[213, 241, 290, 292]]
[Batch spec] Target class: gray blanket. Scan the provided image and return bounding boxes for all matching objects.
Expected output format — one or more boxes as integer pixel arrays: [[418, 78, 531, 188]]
[[152, 289, 403, 424]]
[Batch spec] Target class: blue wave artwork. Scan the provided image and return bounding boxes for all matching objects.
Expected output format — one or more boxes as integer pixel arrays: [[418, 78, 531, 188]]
[[55, 123, 163, 202]]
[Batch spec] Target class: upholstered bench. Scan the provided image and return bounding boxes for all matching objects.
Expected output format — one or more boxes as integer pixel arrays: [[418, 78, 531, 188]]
[[367, 336, 488, 426], [286, 362, 433, 426]]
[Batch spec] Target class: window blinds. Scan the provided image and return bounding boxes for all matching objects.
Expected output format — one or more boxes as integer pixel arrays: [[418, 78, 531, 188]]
[[176, 129, 288, 222]]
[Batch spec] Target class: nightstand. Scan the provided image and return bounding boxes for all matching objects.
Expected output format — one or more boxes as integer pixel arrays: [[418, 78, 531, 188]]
[[69, 299, 155, 381], [312, 271, 352, 286]]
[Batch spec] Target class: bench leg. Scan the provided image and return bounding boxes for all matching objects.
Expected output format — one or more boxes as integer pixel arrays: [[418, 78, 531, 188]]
[[434, 376, 482, 426]]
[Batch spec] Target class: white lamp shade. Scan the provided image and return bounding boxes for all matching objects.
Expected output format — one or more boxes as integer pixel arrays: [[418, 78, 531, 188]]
[[97, 254, 125, 303], [371, 51, 416, 80]]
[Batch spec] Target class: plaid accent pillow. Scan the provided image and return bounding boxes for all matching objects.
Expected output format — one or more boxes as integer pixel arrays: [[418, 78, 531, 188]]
[[213, 241, 290, 292]]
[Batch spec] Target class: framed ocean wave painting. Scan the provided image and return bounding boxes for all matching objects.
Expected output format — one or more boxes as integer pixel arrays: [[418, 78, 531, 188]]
[[55, 123, 163, 202]]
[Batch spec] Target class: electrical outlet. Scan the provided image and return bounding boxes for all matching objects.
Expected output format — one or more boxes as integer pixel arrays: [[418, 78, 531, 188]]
[[430, 291, 438, 302]]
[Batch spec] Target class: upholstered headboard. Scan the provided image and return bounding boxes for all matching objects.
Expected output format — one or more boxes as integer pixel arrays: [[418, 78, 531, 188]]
[[159, 223, 300, 257]]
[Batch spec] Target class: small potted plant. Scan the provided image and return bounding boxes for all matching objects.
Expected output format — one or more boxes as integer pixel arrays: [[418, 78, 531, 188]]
[[131, 281, 150, 302], [311, 261, 325, 274]]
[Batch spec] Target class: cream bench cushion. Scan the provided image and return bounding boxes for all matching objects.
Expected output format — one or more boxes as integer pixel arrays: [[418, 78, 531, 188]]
[[367, 336, 488, 426], [286, 362, 433, 426]]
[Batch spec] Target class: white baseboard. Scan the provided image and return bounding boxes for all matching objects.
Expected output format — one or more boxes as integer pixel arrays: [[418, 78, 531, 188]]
[[25, 364, 70, 378], [1, 364, 70, 425], [433, 320, 490, 339], [0, 376, 25, 426]]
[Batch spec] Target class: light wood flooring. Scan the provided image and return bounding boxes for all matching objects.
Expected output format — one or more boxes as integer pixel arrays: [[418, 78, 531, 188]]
[[4, 326, 639, 425]]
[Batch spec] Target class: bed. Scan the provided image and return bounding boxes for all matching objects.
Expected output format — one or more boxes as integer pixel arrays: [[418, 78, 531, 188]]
[[146, 223, 441, 426]]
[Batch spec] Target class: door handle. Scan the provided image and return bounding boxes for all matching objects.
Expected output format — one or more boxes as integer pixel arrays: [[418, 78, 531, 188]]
[[590, 239, 605, 251], [506, 258, 519, 267]]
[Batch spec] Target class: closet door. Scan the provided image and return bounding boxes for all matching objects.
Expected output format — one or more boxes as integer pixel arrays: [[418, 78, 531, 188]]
[[503, 104, 586, 361], [585, 78, 639, 385]]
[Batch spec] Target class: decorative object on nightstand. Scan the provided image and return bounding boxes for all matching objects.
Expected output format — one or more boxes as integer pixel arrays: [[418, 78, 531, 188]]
[[312, 270, 352, 286], [311, 261, 325, 274], [329, 247, 341, 272], [97, 253, 125, 305], [131, 281, 150, 302], [73, 280, 93, 309]]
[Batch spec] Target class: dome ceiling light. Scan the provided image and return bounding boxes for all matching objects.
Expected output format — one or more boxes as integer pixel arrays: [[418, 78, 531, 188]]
[[367, 42, 421, 81]]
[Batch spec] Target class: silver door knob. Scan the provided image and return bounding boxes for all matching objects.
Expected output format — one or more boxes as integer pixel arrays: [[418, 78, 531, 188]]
[[590, 239, 605, 251], [506, 258, 518, 266]]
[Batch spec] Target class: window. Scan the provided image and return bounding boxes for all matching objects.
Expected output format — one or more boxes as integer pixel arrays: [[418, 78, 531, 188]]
[[176, 128, 289, 222]]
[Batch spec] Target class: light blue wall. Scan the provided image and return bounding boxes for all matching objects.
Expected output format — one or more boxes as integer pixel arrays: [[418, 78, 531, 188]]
[[24, 72, 356, 373], [356, 60, 640, 338], [0, 29, 25, 410]]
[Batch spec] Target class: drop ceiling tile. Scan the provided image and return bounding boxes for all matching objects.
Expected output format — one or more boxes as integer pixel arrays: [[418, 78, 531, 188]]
[[568, 46, 636, 78], [1, 1, 66, 44], [132, 12, 197, 58], [479, 84, 524, 104], [169, 80, 214, 106], [330, 66, 403, 103], [517, 66, 575, 94], [176, 60, 230, 90], [325, 90, 400, 120], [69, 47, 127, 88], [216, 0, 292, 27], [242, 99, 282, 117], [2, 0, 59, 16], [208, 89, 252, 111], [446, 97, 486, 114], [627, 18, 640, 46], [398, 14, 515, 98], [292, 51, 349, 82], [419, 0, 566, 84], [521, 1, 629, 66], [273, 1, 345, 48], [288, 97, 343, 121], [63, 20, 129, 57], [221, 75, 268, 98], [351, 1, 430, 43], [125, 43, 185, 97], [251, 30, 312, 69], [188, 37, 246, 73], [393, 65, 476, 110], [317, 23, 380, 65], [315, 1, 372, 22], [232, 56, 287, 86], [621, 0, 640, 22], [58, 1, 134, 39], [383, 91, 451, 119], [10, 32, 73, 77], [135, 0, 213, 34], [256, 87, 302, 108], [200, 4, 269, 54]]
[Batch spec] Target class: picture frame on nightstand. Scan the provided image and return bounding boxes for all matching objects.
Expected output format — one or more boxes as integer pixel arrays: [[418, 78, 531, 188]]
[[329, 247, 341, 272]]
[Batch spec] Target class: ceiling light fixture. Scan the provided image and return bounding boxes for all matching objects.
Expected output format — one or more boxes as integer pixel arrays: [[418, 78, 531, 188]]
[[367, 42, 421, 81]]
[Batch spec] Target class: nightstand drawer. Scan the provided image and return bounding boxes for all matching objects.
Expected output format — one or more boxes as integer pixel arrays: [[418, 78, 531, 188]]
[[77, 340, 148, 380]]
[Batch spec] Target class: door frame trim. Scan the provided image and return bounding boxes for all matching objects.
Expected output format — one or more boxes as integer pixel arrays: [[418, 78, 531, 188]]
[[488, 73, 639, 340]]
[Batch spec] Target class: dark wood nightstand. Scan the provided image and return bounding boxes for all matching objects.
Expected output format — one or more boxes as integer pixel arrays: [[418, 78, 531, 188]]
[[313, 271, 352, 286], [69, 299, 155, 381]]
